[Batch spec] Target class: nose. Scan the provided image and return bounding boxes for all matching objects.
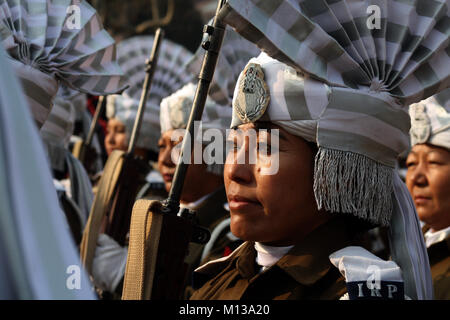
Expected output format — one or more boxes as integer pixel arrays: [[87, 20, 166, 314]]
[[408, 162, 428, 187], [225, 139, 254, 185], [159, 144, 175, 168], [105, 131, 115, 146]]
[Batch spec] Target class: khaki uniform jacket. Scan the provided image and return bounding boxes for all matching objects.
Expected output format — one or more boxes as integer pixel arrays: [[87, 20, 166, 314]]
[[423, 226, 450, 300], [184, 187, 242, 298], [190, 218, 359, 300]]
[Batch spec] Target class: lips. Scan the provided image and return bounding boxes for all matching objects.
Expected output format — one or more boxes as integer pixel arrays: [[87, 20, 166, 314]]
[[162, 173, 174, 182], [414, 195, 431, 205], [228, 194, 261, 210]]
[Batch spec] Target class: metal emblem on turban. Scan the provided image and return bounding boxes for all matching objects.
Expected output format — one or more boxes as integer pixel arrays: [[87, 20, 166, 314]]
[[234, 63, 270, 123], [169, 96, 192, 129], [410, 103, 431, 145]]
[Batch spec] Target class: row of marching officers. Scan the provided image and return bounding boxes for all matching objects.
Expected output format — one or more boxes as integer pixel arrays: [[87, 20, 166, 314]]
[[0, 0, 448, 300]]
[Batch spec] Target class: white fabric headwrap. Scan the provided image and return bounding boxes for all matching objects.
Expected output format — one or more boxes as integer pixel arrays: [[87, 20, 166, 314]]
[[40, 89, 93, 227], [0, 0, 127, 128], [0, 46, 95, 299], [330, 246, 405, 300], [409, 91, 450, 151], [160, 82, 232, 175], [106, 93, 161, 151], [160, 82, 232, 134], [10, 58, 59, 128]]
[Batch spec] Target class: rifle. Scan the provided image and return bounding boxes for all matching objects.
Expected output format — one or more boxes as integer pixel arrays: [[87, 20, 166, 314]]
[[72, 95, 106, 175], [81, 29, 165, 274], [103, 28, 165, 244], [122, 0, 227, 300]]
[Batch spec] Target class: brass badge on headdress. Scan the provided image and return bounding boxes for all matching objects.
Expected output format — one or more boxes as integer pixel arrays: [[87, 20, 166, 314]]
[[410, 103, 431, 144], [234, 63, 270, 123]]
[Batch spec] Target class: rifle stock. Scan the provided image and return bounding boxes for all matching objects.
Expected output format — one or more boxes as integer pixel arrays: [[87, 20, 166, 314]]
[[122, 0, 227, 300], [102, 154, 150, 245]]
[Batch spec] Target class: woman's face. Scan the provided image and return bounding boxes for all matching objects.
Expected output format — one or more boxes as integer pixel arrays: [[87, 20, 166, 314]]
[[157, 129, 213, 203], [224, 122, 328, 246], [105, 118, 128, 156], [406, 144, 450, 231]]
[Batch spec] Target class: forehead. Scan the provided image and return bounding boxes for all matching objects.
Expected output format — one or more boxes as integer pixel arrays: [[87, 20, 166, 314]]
[[233, 121, 290, 141], [160, 129, 182, 141], [410, 144, 450, 158], [108, 118, 126, 127]]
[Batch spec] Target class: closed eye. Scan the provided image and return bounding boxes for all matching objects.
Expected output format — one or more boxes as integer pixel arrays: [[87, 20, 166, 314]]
[[406, 161, 416, 168]]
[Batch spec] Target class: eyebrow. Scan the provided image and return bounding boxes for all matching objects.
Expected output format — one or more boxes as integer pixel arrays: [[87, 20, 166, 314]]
[[427, 151, 447, 158]]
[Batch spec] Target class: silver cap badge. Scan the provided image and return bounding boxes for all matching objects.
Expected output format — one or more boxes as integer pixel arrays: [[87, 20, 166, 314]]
[[234, 63, 270, 124]]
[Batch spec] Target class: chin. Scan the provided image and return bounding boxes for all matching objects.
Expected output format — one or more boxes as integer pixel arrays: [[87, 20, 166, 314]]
[[230, 216, 264, 242], [417, 209, 434, 224]]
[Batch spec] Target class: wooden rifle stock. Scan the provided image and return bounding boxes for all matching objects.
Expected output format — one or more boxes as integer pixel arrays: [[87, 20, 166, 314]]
[[122, 0, 227, 300]]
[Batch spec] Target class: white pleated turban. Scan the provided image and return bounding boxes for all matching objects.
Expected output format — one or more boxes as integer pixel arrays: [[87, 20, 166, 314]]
[[40, 89, 76, 172], [105, 35, 194, 152], [106, 93, 161, 152], [160, 82, 232, 175], [160, 82, 232, 134], [410, 89, 450, 151], [0, 0, 127, 128], [0, 44, 95, 299]]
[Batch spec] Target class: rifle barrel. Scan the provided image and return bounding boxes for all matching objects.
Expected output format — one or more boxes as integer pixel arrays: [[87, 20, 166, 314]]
[[165, 0, 227, 213], [128, 28, 165, 154], [85, 95, 106, 147]]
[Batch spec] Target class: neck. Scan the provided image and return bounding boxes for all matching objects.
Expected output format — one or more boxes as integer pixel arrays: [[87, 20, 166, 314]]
[[262, 209, 332, 247]]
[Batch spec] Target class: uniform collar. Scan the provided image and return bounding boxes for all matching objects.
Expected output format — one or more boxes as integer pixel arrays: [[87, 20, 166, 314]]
[[235, 218, 355, 286], [275, 218, 354, 286], [194, 217, 357, 288], [424, 225, 450, 248]]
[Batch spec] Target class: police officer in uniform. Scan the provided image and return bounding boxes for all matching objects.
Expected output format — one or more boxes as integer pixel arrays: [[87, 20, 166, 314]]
[[190, 0, 449, 300], [406, 90, 450, 299]]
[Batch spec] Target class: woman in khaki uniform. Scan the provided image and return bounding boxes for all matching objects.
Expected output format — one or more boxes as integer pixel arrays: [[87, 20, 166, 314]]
[[406, 91, 450, 300], [190, 0, 450, 300]]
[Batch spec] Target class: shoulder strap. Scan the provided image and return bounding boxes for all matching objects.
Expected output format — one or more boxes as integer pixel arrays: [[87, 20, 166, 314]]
[[71, 140, 84, 160], [121, 199, 164, 300], [80, 150, 125, 275]]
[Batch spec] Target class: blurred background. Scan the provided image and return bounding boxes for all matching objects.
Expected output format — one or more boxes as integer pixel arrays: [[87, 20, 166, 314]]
[[87, 0, 218, 53]]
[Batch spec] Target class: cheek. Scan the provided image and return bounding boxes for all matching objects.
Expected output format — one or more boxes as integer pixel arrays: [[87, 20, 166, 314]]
[[256, 163, 315, 227], [405, 170, 414, 193], [258, 158, 313, 209], [429, 168, 450, 209], [105, 133, 112, 145], [223, 163, 232, 189], [157, 155, 164, 171], [117, 133, 128, 148]]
